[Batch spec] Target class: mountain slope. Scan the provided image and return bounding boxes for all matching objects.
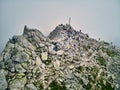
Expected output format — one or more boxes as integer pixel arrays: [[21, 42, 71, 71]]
[[0, 24, 120, 90]]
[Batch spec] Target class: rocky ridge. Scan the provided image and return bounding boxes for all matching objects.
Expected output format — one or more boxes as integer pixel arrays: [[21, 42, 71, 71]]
[[0, 24, 120, 90]]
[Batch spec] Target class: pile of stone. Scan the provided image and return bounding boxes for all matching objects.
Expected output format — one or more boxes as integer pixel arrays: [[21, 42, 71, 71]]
[[0, 24, 120, 90]]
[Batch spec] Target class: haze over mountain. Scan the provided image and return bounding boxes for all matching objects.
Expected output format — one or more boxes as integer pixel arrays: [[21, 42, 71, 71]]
[[0, 0, 120, 53]]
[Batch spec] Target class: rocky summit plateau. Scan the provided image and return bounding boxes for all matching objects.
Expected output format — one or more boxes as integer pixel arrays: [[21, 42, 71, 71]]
[[0, 24, 120, 90]]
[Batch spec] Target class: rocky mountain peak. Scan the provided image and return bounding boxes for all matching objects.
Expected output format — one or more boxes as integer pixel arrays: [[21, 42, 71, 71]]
[[48, 24, 88, 42], [0, 24, 120, 90], [23, 25, 46, 42]]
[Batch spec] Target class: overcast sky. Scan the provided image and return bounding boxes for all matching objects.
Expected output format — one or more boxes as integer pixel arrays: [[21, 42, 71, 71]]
[[0, 0, 120, 53]]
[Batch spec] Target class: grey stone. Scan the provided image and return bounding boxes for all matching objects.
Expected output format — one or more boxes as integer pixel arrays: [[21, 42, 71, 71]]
[[69, 65, 74, 69], [25, 83, 38, 90], [41, 52, 48, 61], [48, 45, 57, 55], [12, 35, 35, 51], [14, 43, 24, 51], [4, 42, 14, 52], [9, 77, 27, 90], [0, 54, 4, 68], [74, 72, 81, 78], [35, 56, 41, 66], [15, 64, 26, 73], [82, 77, 89, 85], [5, 59, 15, 72], [53, 60, 60, 70], [13, 52, 29, 63], [38, 43, 45, 47], [57, 50, 64, 55], [21, 63, 28, 70], [3, 52, 11, 62], [0, 54, 3, 62], [0, 70, 7, 90]]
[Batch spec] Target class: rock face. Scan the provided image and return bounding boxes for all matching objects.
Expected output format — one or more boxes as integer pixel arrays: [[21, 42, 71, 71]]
[[0, 24, 120, 90]]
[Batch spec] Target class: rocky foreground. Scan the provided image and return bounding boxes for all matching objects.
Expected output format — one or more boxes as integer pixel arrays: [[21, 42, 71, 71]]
[[0, 24, 120, 90]]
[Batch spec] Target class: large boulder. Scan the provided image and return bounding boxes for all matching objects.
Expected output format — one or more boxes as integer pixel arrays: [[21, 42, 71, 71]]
[[25, 83, 38, 90], [15, 64, 26, 73], [0, 70, 7, 90], [12, 35, 35, 51], [9, 77, 27, 90], [5, 59, 15, 72], [48, 45, 57, 55]]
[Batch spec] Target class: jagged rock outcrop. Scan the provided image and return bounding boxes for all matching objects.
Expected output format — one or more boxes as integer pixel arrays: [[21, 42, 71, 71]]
[[0, 24, 120, 90]]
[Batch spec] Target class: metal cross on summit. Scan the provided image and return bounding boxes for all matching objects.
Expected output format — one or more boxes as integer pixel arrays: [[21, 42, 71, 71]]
[[69, 17, 71, 26]]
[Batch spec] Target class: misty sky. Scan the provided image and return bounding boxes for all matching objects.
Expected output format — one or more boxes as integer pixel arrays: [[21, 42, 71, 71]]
[[0, 0, 120, 53]]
